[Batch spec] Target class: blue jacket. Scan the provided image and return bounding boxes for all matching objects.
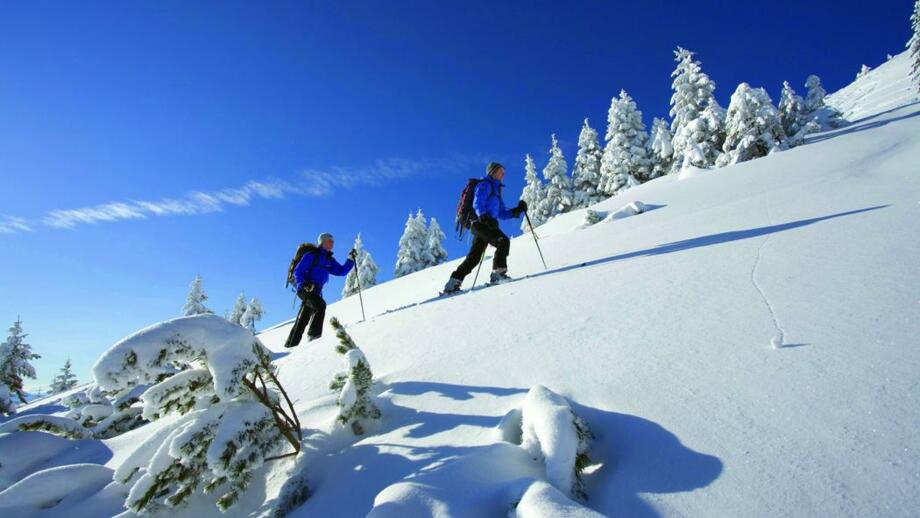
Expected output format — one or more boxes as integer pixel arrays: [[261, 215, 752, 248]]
[[474, 176, 513, 221], [293, 249, 354, 294]]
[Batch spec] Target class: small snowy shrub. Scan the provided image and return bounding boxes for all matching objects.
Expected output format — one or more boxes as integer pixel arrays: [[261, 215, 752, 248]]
[[582, 210, 607, 227], [93, 314, 302, 513], [0, 414, 90, 439], [329, 318, 380, 435]]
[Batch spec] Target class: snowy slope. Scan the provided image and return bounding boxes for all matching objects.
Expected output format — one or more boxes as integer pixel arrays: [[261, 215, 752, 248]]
[[3, 52, 919, 518]]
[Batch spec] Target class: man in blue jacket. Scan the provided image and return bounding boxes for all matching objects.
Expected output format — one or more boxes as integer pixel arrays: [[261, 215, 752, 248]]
[[284, 232, 355, 348], [442, 162, 527, 294]]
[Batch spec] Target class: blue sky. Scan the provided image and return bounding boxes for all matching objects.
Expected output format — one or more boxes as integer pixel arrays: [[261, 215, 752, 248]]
[[0, 0, 911, 389]]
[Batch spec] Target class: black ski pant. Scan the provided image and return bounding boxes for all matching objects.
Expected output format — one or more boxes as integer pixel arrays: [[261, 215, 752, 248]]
[[286, 287, 326, 346], [451, 217, 510, 280]]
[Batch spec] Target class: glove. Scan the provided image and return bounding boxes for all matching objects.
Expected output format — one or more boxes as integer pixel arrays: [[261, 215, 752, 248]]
[[511, 200, 528, 218], [348, 248, 357, 261]]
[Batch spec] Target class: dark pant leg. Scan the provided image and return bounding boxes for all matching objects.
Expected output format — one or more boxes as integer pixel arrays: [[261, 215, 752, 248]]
[[451, 233, 489, 281], [286, 296, 313, 347], [304, 292, 327, 338], [285, 288, 327, 346], [471, 219, 510, 270]]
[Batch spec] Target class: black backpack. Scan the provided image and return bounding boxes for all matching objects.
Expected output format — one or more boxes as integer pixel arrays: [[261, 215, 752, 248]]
[[454, 178, 495, 239], [286, 243, 321, 289]]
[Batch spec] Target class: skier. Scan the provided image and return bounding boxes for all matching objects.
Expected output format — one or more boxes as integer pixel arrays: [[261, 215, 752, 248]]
[[442, 162, 527, 294], [284, 232, 356, 348]]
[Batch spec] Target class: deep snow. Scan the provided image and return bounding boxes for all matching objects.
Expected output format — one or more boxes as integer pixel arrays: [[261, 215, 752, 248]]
[[1, 51, 919, 517]]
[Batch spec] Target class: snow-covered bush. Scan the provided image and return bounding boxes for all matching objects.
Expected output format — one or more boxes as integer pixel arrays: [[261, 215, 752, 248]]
[[93, 314, 302, 513], [669, 47, 725, 172], [343, 234, 380, 298], [240, 297, 265, 333], [911, 0, 920, 90], [183, 274, 212, 316], [856, 64, 872, 79], [329, 317, 380, 435], [0, 414, 90, 440], [600, 90, 650, 195], [0, 317, 40, 414], [426, 217, 448, 266], [718, 83, 786, 166], [50, 358, 79, 393], [512, 480, 605, 518], [520, 154, 546, 231], [519, 385, 593, 500], [394, 210, 431, 278], [804, 74, 845, 129], [581, 210, 606, 227], [647, 117, 673, 179], [541, 134, 574, 218], [571, 118, 604, 208]]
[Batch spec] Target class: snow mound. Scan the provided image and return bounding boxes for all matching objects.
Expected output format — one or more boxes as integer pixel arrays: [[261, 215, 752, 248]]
[[827, 51, 919, 121], [0, 414, 89, 439], [512, 480, 606, 518], [0, 463, 114, 512], [677, 165, 710, 180], [520, 385, 592, 498], [578, 201, 649, 229], [93, 314, 268, 400]]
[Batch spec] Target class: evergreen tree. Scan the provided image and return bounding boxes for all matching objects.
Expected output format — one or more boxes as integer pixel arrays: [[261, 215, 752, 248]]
[[240, 298, 265, 333], [856, 64, 872, 79], [228, 292, 247, 325], [669, 47, 725, 172], [51, 358, 79, 393], [719, 83, 786, 166], [571, 118, 604, 208], [600, 90, 651, 195], [804, 74, 828, 113], [541, 134, 574, 218], [183, 274, 212, 316], [909, 0, 920, 90], [0, 317, 40, 407], [0, 383, 13, 416], [426, 217, 448, 266], [778, 81, 807, 138], [329, 317, 381, 435], [394, 210, 430, 277], [343, 234, 380, 298], [647, 117, 674, 179], [520, 154, 546, 231]]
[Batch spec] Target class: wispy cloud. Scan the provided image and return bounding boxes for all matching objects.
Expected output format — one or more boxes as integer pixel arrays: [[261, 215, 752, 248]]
[[3, 154, 484, 234]]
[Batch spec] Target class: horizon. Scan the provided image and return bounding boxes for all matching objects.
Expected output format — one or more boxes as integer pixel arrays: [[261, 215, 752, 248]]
[[0, 0, 912, 390]]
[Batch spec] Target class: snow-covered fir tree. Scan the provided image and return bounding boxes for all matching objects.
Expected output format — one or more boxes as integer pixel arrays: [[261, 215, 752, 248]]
[[910, 0, 920, 90], [571, 118, 604, 208], [343, 234, 380, 298], [541, 134, 574, 218], [718, 83, 786, 166], [669, 47, 725, 172], [778, 81, 807, 138], [51, 358, 79, 393], [426, 217, 448, 266], [600, 90, 651, 195], [329, 317, 381, 435], [394, 210, 432, 277], [227, 292, 247, 325], [183, 274, 212, 316], [856, 64, 872, 79], [0, 383, 13, 416], [240, 297, 265, 333], [0, 317, 40, 410], [520, 153, 546, 231], [647, 117, 673, 179], [803, 74, 844, 129]]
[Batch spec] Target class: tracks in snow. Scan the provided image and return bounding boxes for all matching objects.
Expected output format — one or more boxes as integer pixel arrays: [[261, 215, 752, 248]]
[[750, 196, 787, 348]]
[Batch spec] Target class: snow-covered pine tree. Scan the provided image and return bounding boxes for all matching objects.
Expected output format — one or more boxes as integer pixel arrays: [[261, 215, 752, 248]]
[[541, 134, 574, 218], [394, 210, 431, 277], [426, 217, 448, 266], [669, 47, 725, 173], [520, 153, 546, 232], [240, 298, 265, 333], [600, 90, 651, 195], [718, 83, 787, 166], [0, 383, 13, 415], [803, 74, 844, 129], [804, 74, 827, 113], [571, 118, 605, 208], [778, 81, 807, 138], [910, 0, 920, 90], [94, 315, 302, 513], [0, 317, 40, 407], [343, 234, 380, 298], [228, 292, 247, 325], [856, 64, 872, 79], [647, 117, 674, 179], [329, 317, 381, 435], [183, 274, 212, 316], [51, 358, 79, 393]]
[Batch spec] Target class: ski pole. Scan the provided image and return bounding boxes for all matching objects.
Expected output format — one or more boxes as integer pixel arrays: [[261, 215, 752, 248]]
[[524, 210, 548, 270], [354, 260, 366, 322], [470, 247, 487, 289]]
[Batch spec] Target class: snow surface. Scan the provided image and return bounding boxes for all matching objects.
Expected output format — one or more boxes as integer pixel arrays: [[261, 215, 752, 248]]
[[2, 50, 919, 518]]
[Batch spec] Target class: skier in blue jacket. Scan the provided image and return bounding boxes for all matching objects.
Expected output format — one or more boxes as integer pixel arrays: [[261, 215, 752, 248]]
[[442, 162, 527, 294], [284, 232, 355, 348]]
